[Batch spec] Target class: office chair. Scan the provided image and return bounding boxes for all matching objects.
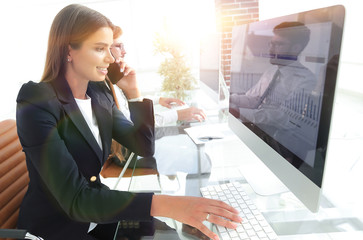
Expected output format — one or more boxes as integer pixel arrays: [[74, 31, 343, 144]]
[[0, 229, 43, 240], [0, 119, 42, 240]]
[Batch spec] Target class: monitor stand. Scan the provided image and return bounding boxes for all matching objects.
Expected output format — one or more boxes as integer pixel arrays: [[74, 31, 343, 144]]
[[205, 135, 289, 196], [238, 158, 288, 196]]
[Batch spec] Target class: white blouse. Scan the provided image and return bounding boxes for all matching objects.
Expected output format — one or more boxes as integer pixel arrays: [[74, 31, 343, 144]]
[[74, 95, 101, 233], [74, 95, 102, 150]]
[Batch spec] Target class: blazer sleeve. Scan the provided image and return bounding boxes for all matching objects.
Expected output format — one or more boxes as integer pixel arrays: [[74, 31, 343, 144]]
[[16, 82, 154, 223], [92, 81, 155, 157], [112, 98, 155, 157]]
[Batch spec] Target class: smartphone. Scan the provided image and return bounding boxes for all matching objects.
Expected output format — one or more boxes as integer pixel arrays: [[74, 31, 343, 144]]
[[107, 62, 124, 84]]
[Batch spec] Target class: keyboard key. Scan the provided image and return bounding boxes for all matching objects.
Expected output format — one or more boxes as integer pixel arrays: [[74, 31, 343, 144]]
[[221, 232, 229, 239], [217, 225, 227, 233], [239, 232, 249, 239], [243, 223, 252, 230], [257, 231, 267, 238], [253, 225, 263, 232], [246, 229, 256, 237], [250, 219, 259, 226], [246, 214, 254, 220], [229, 230, 238, 238], [232, 202, 239, 208], [236, 225, 244, 232]]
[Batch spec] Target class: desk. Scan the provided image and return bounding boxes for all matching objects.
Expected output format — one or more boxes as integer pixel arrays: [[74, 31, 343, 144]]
[[122, 91, 363, 239]]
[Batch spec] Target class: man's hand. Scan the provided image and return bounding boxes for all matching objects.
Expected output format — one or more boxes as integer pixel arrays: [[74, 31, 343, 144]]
[[159, 97, 185, 108], [177, 107, 206, 122]]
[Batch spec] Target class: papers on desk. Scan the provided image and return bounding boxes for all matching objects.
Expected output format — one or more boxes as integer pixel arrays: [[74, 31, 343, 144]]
[[154, 134, 212, 175], [184, 123, 229, 145], [203, 136, 247, 167], [100, 175, 161, 192], [100, 175, 131, 191], [129, 174, 161, 192]]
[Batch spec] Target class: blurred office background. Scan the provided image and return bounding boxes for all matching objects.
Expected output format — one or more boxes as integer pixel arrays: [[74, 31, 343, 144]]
[[1, 0, 362, 119]]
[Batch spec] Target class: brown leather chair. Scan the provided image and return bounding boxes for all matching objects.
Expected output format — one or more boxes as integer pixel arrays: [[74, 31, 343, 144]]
[[0, 120, 44, 240], [0, 119, 28, 230]]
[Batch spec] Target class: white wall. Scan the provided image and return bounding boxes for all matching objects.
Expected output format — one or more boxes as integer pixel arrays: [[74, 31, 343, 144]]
[[0, 0, 131, 120]]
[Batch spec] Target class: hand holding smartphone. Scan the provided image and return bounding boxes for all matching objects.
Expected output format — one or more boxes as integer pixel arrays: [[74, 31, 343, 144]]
[[108, 42, 140, 99], [108, 43, 125, 84], [107, 62, 124, 84]]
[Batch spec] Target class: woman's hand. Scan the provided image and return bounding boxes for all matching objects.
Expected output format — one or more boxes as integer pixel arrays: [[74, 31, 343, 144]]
[[115, 59, 140, 99], [159, 97, 185, 108], [151, 195, 242, 240]]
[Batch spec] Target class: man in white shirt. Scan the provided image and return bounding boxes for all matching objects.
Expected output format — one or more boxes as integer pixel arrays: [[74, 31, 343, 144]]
[[229, 21, 318, 163], [114, 88, 206, 126], [110, 29, 206, 126], [230, 21, 317, 127]]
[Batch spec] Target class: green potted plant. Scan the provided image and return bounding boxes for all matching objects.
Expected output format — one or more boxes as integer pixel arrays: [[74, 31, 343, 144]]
[[154, 32, 196, 100]]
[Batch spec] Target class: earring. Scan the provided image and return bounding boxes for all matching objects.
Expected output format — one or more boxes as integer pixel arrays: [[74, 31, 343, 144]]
[[67, 58, 71, 62]]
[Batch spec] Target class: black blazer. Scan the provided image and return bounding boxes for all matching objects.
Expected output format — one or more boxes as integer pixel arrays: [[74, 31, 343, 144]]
[[16, 76, 155, 240]]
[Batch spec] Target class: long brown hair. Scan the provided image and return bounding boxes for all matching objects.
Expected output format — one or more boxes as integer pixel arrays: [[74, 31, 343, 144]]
[[106, 25, 128, 162], [105, 79, 128, 162], [41, 4, 114, 82]]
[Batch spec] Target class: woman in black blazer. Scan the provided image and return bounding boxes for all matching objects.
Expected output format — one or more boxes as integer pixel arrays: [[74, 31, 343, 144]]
[[16, 4, 241, 240]]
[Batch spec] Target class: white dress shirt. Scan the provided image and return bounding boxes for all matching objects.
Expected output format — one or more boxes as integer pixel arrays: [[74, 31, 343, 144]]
[[113, 88, 178, 127]]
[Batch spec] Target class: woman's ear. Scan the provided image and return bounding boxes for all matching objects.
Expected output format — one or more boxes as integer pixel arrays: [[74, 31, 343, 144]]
[[67, 45, 73, 62]]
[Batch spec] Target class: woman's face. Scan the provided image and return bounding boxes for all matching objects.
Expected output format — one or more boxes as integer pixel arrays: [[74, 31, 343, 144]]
[[68, 27, 115, 82]]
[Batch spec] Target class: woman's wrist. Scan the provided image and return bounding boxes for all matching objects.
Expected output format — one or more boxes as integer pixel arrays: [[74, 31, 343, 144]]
[[123, 89, 141, 100], [150, 195, 174, 218]]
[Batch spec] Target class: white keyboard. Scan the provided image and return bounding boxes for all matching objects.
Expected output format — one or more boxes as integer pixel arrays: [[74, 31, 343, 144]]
[[200, 182, 279, 240]]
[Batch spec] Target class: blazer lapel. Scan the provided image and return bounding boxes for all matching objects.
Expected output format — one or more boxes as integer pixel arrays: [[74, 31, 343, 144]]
[[52, 77, 103, 162], [87, 83, 113, 163]]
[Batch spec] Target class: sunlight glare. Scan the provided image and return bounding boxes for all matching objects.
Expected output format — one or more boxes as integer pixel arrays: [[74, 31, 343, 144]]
[[153, 0, 217, 53]]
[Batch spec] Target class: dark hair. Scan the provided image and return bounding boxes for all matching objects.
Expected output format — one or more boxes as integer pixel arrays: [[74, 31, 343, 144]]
[[273, 21, 310, 52], [41, 4, 114, 82]]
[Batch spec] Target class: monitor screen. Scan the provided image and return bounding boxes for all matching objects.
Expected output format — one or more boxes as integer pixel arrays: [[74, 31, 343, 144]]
[[200, 33, 221, 103], [228, 5, 345, 212]]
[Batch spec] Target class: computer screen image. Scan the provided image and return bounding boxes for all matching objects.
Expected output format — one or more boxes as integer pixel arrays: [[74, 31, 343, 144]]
[[228, 5, 345, 212]]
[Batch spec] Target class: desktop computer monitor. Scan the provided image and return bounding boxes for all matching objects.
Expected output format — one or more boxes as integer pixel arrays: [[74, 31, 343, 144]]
[[228, 5, 345, 212], [199, 33, 221, 103]]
